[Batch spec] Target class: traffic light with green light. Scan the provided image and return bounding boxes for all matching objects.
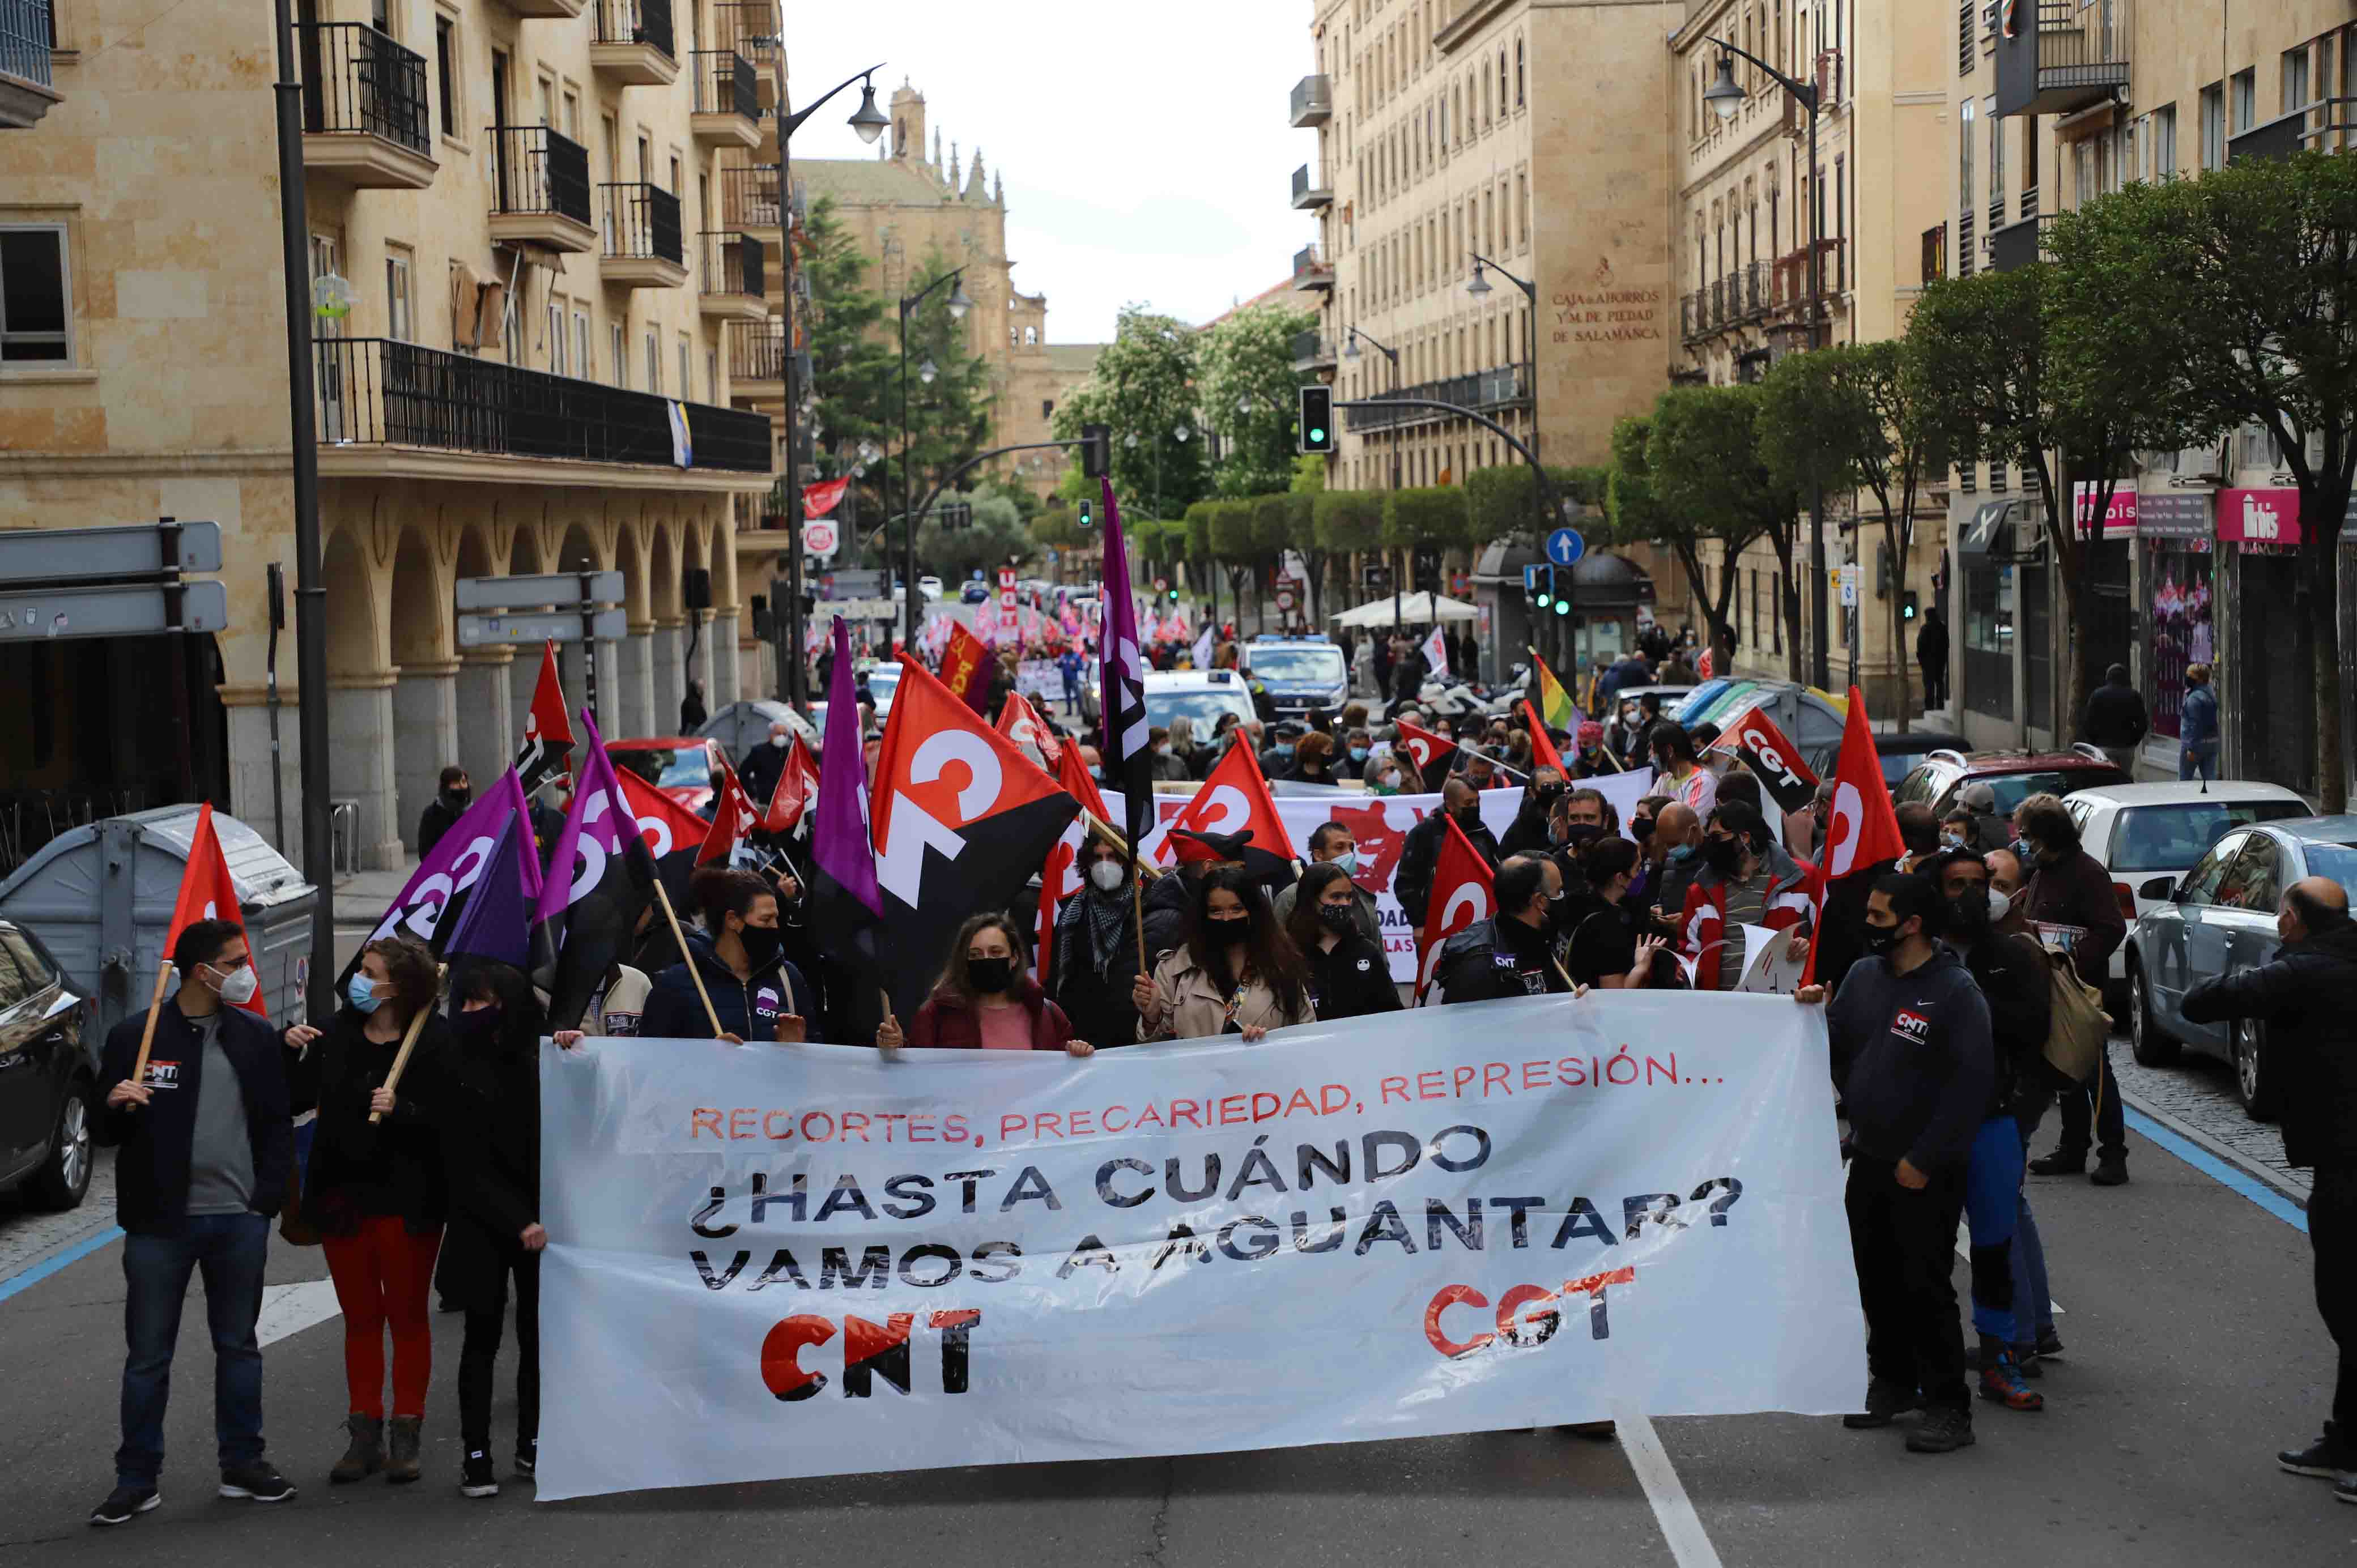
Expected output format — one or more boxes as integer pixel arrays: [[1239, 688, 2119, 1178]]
[[1078, 496, 1094, 532], [1298, 385, 1335, 455]]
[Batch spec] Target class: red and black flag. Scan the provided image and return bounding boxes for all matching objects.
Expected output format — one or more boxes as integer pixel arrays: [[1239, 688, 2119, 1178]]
[[870, 658, 1079, 1021], [1709, 705, 1822, 815], [532, 712, 659, 1029], [1148, 739, 1299, 883], [760, 732, 820, 836], [613, 765, 708, 911], [1393, 716, 1461, 792], [512, 640, 575, 795], [699, 760, 761, 867]]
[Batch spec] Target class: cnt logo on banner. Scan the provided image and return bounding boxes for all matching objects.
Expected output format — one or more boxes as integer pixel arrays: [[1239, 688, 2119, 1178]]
[[535, 991, 1865, 1501]]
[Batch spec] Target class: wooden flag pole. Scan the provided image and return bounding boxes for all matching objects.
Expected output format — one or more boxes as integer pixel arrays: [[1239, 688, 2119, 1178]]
[[126, 957, 177, 1100], [651, 879, 725, 1038], [371, 963, 448, 1124], [1081, 809, 1161, 879]]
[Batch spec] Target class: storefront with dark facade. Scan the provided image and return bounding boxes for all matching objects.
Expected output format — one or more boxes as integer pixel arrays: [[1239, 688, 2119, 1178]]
[[2134, 489, 2216, 777]]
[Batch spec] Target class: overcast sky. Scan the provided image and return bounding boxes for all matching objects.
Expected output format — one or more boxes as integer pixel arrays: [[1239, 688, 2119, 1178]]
[[781, 3, 1318, 343]]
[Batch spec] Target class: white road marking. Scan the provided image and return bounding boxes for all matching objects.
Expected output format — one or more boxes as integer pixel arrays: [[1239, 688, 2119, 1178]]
[[1611, 1403, 1725, 1568], [256, 1279, 342, 1347]]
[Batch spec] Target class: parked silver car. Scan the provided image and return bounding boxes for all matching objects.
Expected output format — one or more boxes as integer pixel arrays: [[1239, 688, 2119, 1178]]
[[2124, 814, 2357, 1118]]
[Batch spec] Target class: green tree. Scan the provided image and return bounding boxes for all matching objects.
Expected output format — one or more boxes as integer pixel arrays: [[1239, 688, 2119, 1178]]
[[1609, 411, 1754, 670], [896, 245, 995, 518], [1313, 490, 1385, 616], [910, 489, 1028, 584], [1647, 385, 1801, 678], [1463, 463, 1607, 547], [1051, 307, 1210, 520], [801, 195, 896, 520], [1197, 302, 1320, 498]]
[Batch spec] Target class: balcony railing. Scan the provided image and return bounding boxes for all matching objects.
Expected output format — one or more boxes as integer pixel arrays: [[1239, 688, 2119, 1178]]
[[2019, 184, 2040, 221], [490, 124, 593, 227], [1291, 330, 1338, 369], [729, 320, 786, 384], [700, 231, 764, 298], [316, 338, 771, 472], [1958, 209, 1976, 278], [712, 0, 776, 57], [1292, 243, 1333, 288], [1998, 0, 2128, 117], [593, 0, 672, 56], [601, 182, 683, 263], [1343, 367, 1526, 432], [1290, 73, 1332, 127], [1988, 211, 2054, 272], [2, 0, 54, 91], [1291, 163, 1333, 208], [691, 50, 756, 120], [1742, 259, 1771, 317], [1681, 291, 1703, 341], [1707, 278, 1726, 327], [297, 22, 430, 155], [717, 159, 781, 229]]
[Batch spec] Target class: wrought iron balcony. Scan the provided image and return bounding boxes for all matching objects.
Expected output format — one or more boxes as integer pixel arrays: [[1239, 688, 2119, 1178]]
[[1291, 163, 1333, 210], [591, 0, 677, 85], [698, 231, 767, 322], [487, 125, 596, 252], [712, 1, 779, 63], [314, 337, 772, 473], [1293, 244, 1334, 290], [0, 0, 59, 129], [599, 182, 686, 288], [728, 319, 786, 395], [717, 159, 781, 235], [1707, 278, 1726, 327], [296, 23, 435, 188], [1681, 291, 1703, 341], [1290, 74, 1332, 127], [690, 50, 759, 146], [1291, 330, 1338, 372], [1958, 210, 1977, 278], [1995, 0, 2129, 118], [1988, 211, 2053, 272], [1343, 367, 1527, 432], [1742, 259, 1772, 318]]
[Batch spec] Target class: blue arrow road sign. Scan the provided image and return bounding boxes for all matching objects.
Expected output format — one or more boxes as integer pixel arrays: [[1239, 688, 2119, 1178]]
[[1523, 564, 1542, 591], [1545, 527, 1586, 566]]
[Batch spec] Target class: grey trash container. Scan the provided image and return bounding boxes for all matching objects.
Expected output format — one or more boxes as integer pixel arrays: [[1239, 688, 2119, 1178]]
[[0, 806, 317, 1045], [697, 698, 817, 759]]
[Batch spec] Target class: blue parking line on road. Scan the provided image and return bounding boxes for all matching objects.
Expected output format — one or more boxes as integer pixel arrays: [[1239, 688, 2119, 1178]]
[[0, 1226, 124, 1306], [2124, 1107, 2308, 1234]]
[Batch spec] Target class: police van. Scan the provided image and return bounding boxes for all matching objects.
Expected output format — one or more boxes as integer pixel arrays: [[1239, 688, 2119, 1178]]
[[1239, 635, 1348, 717], [1142, 669, 1259, 742]]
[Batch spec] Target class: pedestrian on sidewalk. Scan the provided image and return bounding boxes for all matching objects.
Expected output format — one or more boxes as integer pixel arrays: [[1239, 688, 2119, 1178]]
[[1803, 872, 1993, 1454], [2179, 662, 2220, 782], [1985, 848, 2065, 1372], [1917, 607, 1949, 713], [436, 960, 545, 1499], [416, 767, 470, 859], [678, 678, 707, 733], [2081, 664, 2148, 774], [2179, 876, 2357, 1505], [293, 935, 451, 1488], [2014, 793, 2130, 1186], [90, 919, 308, 1526]]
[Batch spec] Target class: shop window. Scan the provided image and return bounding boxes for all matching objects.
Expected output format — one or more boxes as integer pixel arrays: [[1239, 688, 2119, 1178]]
[[1962, 560, 2014, 722]]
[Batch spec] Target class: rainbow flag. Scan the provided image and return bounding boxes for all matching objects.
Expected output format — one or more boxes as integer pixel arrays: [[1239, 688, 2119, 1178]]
[[1532, 651, 1581, 732]]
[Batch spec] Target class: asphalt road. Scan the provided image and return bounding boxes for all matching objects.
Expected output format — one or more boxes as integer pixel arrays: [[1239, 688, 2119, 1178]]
[[2, 1064, 2347, 1568]]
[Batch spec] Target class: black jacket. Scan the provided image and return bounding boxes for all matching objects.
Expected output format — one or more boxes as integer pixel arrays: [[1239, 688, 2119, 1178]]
[[1396, 809, 1500, 928], [1434, 915, 1567, 1004], [1916, 618, 1949, 668], [2081, 679, 2148, 748], [1141, 869, 1195, 969], [417, 795, 465, 859], [1827, 944, 1994, 1172], [1958, 929, 2054, 1120], [1497, 801, 1558, 859], [738, 740, 789, 808], [1304, 932, 1402, 1020], [433, 1013, 540, 1311], [290, 1008, 452, 1237], [96, 998, 292, 1236], [2184, 923, 2357, 1169], [1050, 888, 1145, 1050], [640, 931, 816, 1041]]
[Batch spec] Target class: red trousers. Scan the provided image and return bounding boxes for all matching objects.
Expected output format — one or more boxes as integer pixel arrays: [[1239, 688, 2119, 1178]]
[[321, 1215, 442, 1420]]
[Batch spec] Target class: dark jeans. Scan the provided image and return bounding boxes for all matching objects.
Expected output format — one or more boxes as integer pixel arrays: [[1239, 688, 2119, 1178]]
[[2312, 1165, 2356, 1431], [1919, 661, 1947, 710], [458, 1249, 541, 1458], [117, 1212, 270, 1486], [1847, 1154, 1970, 1410], [2053, 1042, 2126, 1162]]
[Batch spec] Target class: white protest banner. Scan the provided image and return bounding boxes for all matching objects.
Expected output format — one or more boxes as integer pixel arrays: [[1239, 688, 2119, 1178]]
[[535, 993, 1862, 1501], [1015, 659, 1062, 701], [1138, 770, 1654, 981]]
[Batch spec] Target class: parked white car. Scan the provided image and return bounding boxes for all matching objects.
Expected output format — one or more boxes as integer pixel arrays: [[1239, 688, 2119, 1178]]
[[2061, 781, 2315, 990]]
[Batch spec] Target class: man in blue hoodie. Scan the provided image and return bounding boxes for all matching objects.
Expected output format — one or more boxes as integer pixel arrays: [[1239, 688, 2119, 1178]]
[[1805, 871, 1995, 1454]]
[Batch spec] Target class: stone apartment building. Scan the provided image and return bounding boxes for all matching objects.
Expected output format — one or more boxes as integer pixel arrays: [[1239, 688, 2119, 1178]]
[[1939, 0, 2357, 795], [794, 81, 1101, 504], [0, 0, 781, 871]]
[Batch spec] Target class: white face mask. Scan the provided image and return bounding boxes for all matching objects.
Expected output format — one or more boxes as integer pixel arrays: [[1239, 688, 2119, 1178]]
[[771, 732, 788, 748], [1088, 859, 1126, 893], [207, 962, 258, 1006], [1988, 887, 2013, 921]]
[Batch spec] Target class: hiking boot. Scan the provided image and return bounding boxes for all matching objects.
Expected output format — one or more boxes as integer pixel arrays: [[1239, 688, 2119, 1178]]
[[1977, 1339, 2044, 1412], [1905, 1405, 1977, 1454], [385, 1415, 424, 1484], [2033, 1326, 2066, 1361], [2028, 1148, 2086, 1176], [2090, 1156, 2130, 1187], [329, 1414, 382, 1484], [1843, 1377, 1921, 1430], [2279, 1423, 2355, 1478], [460, 1450, 499, 1498], [514, 1437, 537, 1477], [88, 1484, 159, 1527], [218, 1460, 295, 1503]]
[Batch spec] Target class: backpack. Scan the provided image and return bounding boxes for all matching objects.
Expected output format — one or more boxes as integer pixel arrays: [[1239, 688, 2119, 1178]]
[[2038, 943, 2111, 1083]]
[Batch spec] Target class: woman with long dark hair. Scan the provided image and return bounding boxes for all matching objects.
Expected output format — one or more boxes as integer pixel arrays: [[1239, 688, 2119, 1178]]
[[1130, 864, 1315, 1041], [877, 913, 1094, 1055], [1562, 836, 1673, 990], [638, 867, 817, 1043], [296, 935, 449, 1487], [435, 961, 545, 1498], [1286, 861, 1399, 1021]]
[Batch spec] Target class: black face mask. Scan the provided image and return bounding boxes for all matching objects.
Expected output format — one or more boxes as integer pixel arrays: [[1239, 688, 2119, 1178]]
[[1534, 783, 1565, 808], [1630, 816, 1656, 844], [1317, 904, 1357, 935], [457, 1005, 502, 1048], [737, 924, 782, 968], [1563, 822, 1605, 847], [1455, 806, 1483, 827], [443, 787, 471, 809], [1947, 892, 1990, 938], [1702, 837, 1745, 876], [967, 956, 1016, 994], [1858, 919, 1903, 958], [1206, 915, 1251, 944]]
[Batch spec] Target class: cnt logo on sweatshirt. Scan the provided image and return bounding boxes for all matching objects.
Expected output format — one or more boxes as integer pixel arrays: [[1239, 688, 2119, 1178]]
[[1890, 1009, 1931, 1045], [142, 1059, 184, 1090]]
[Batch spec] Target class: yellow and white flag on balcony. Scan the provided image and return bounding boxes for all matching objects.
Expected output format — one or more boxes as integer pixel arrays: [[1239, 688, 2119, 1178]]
[[666, 400, 693, 468]]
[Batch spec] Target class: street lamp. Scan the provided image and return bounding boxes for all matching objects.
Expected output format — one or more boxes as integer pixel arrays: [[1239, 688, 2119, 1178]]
[[1347, 325, 1406, 631], [1700, 36, 1830, 689], [772, 61, 888, 706], [1469, 250, 1548, 671], [899, 265, 968, 647]]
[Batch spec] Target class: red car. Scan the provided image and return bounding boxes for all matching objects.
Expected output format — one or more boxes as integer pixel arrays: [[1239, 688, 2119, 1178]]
[[605, 736, 727, 816], [1890, 744, 2131, 819]]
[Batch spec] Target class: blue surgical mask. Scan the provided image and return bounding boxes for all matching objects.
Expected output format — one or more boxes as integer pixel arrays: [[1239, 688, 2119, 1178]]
[[347, 973, 385, 1015], [1349, 745, 1369, 762], [1667, 842, 1697, 864], [1275, 743, 1295, 760]]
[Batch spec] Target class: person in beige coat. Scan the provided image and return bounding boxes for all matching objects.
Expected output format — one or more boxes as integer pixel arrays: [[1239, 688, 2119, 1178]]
[[1131, 864, 1317, 1042]]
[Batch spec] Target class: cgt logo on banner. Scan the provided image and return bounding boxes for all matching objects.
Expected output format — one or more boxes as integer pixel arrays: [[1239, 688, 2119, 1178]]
[[534, 991, 1864, 1501]]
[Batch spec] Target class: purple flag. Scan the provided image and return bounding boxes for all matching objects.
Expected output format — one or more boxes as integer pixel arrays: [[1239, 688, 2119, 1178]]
[[813, 616, 880, 917], [440, 807, 536, 971], [343, 768, 539, 985], [531, 709, 657, 1029], [1095, 479, 1152, 851]]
